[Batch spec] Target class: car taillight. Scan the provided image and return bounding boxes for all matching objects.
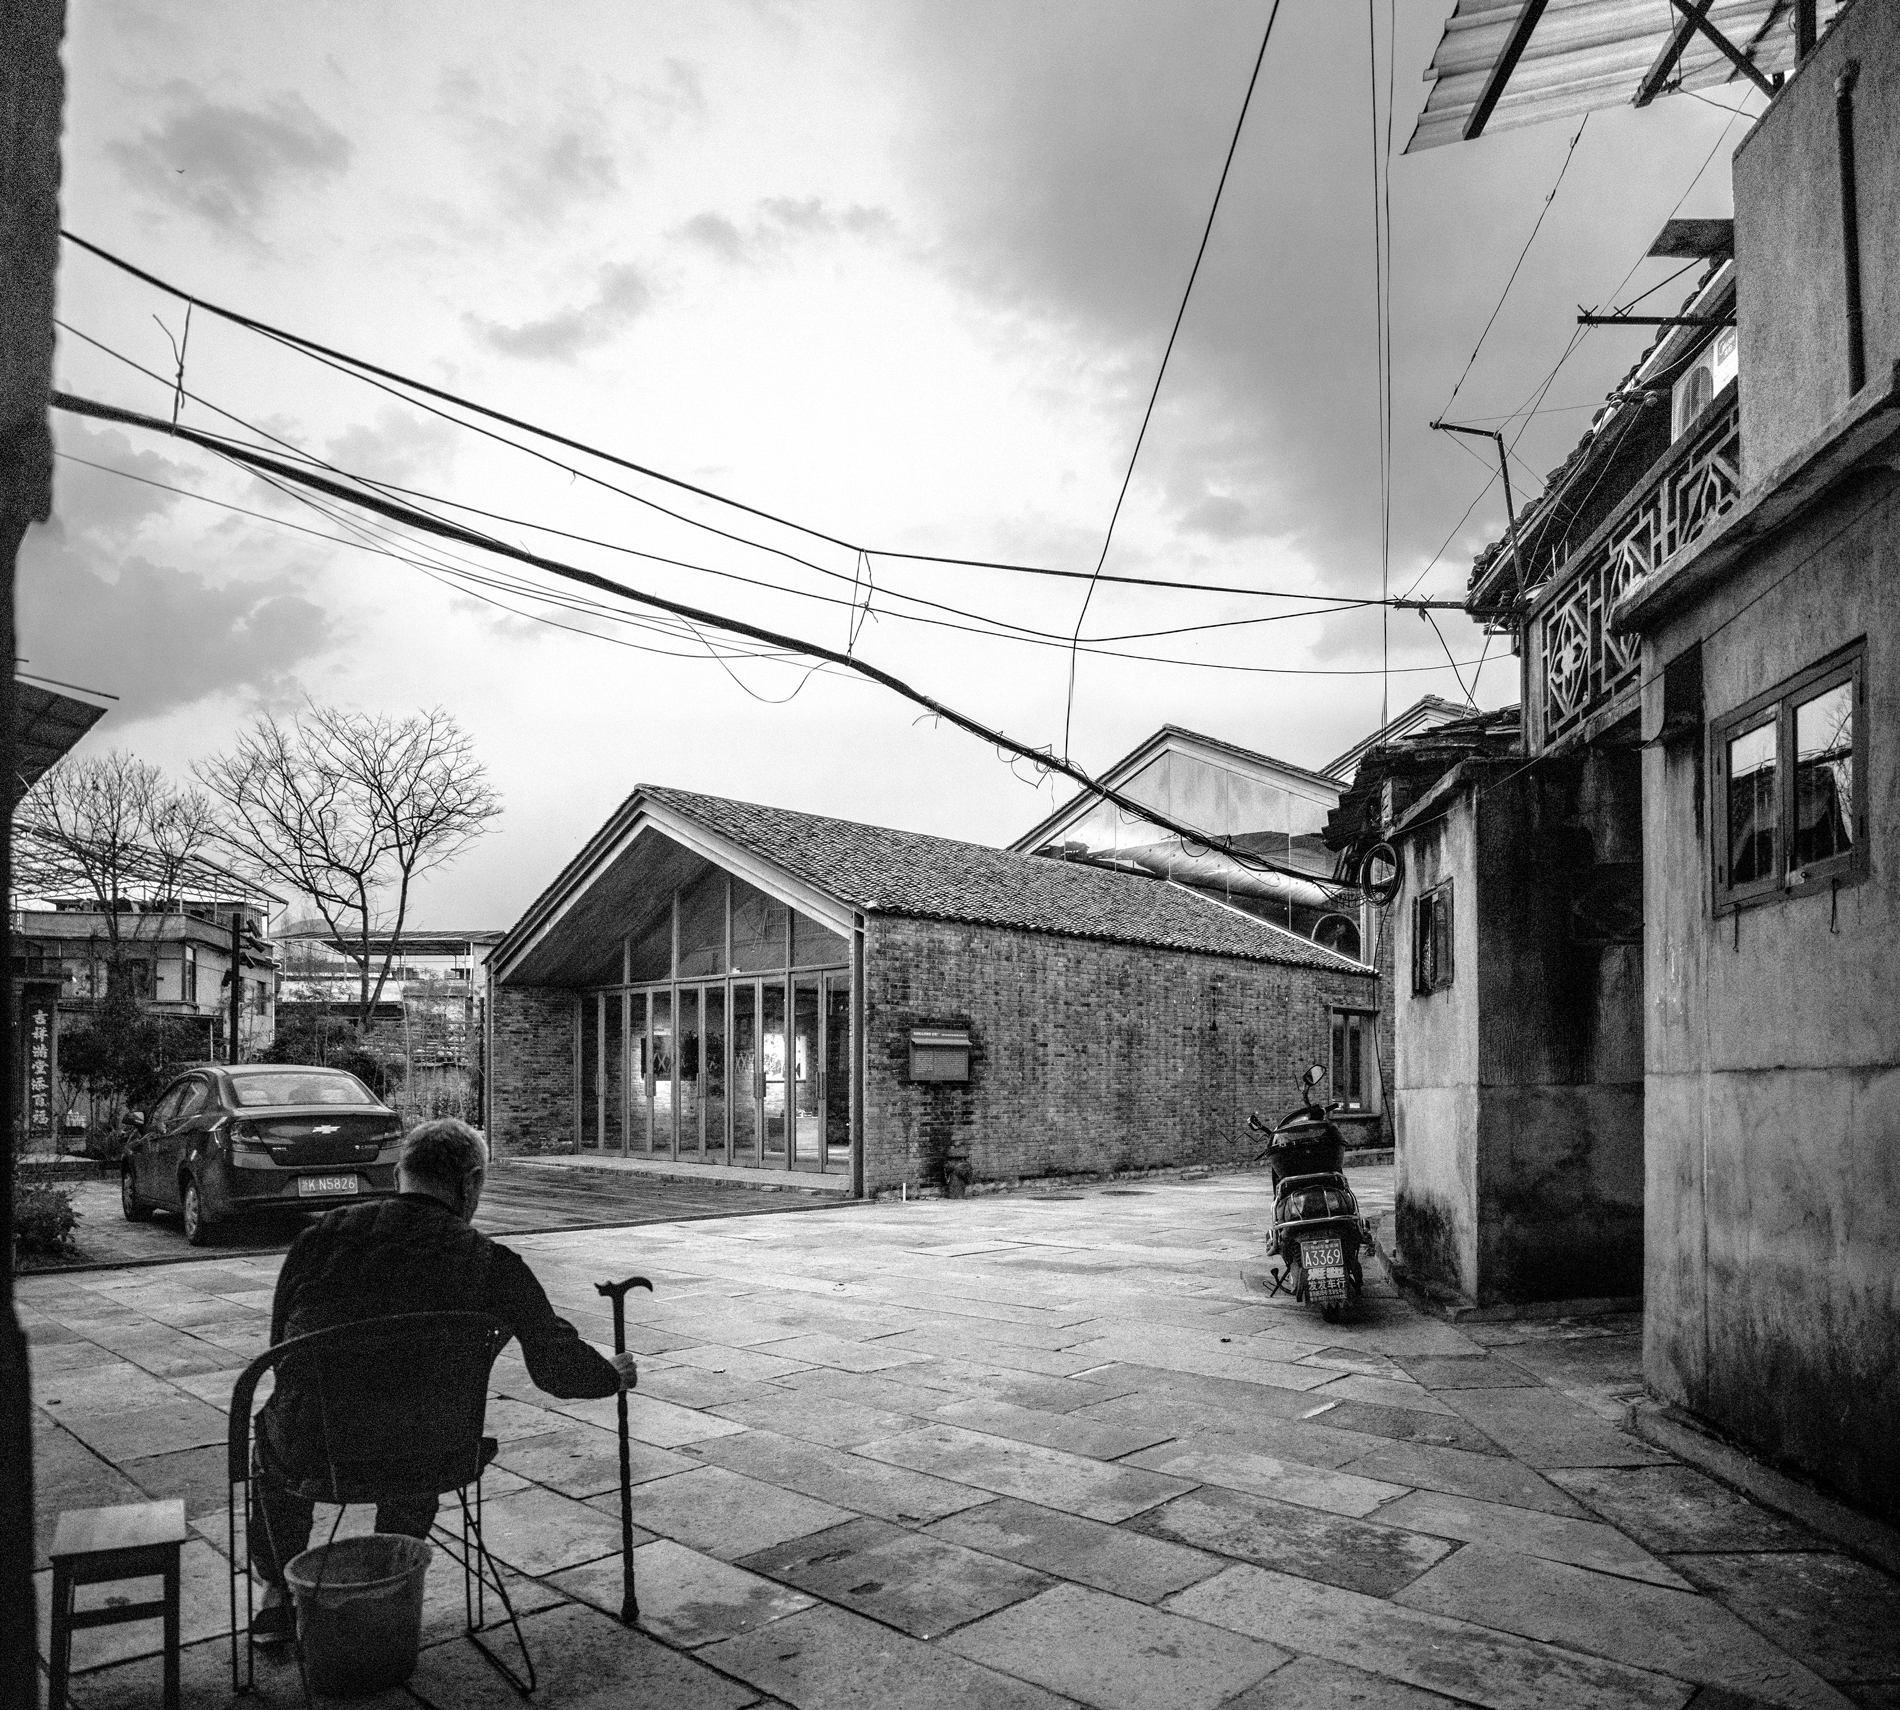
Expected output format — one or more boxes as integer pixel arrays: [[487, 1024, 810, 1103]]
[[229, 1121, 275, 1168]]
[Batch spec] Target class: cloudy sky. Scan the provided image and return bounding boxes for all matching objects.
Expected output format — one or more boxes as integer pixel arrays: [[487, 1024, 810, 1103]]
[[28, 1, 1761, 927]]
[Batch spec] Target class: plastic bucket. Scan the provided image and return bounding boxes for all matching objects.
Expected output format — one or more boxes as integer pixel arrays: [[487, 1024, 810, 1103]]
[[283, 1533, 432, 1697]]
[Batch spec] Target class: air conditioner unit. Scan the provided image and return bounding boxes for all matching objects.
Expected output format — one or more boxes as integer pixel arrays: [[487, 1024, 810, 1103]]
[[1672, 326, 1738, 440]]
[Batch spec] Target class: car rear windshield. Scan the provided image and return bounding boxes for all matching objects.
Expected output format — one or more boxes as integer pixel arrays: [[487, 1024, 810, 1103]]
[[229, 1071, 379, 1108]]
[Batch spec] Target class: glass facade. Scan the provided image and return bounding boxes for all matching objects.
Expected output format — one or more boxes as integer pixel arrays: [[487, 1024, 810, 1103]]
[[575, 867, 853, 1174]]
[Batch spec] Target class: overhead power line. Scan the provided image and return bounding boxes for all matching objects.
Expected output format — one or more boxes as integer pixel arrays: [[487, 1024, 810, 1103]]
[[54, 388, 1390, 901], [60, 231, 1470, 623]]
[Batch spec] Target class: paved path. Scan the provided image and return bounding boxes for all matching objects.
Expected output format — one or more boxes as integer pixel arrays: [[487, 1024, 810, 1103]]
[[21, 1168, 1900, 1708], [21, 1157, 840, 1270]]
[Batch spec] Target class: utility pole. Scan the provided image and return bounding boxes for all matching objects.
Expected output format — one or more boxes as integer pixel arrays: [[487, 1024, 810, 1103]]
[[230, 908, 245, 1063], [2, 4, 67, 1701]]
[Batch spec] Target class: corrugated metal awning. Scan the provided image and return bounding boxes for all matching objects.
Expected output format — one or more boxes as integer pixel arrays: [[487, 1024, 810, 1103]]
[[1406, 0, 1835, 153]]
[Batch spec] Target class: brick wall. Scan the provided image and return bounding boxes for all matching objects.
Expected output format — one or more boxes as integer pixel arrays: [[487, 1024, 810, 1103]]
[[488, 983, 576, 1155], [860, 915, 1378, 1196]]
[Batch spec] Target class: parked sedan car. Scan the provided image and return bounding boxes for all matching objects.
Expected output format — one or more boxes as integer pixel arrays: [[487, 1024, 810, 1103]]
[[121, 1064, 405, 1245]]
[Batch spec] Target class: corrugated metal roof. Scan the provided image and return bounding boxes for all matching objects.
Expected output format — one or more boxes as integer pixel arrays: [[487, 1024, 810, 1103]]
[[1406, 0, 1831, 153]]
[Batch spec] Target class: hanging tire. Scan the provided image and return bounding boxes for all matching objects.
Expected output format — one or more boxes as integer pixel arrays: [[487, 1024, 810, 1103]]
[[182, 1178, 216, 1246], [121, 1167, 153, 1222]]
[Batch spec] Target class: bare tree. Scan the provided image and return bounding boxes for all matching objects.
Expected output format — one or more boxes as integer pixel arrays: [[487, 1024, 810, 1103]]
[[197, 705, 500, 1023], [15, 751, 221, 982]]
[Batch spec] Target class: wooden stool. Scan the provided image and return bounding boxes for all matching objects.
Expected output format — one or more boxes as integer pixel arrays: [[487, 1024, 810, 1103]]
[[47, 1499, 188, 1710]]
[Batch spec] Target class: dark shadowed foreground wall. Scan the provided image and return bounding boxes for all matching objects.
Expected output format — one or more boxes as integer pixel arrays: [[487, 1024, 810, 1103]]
[[1394, 753, 1645, 1308], [860, 915, 1376, 1196], [1637, 0, 1900, 1526]]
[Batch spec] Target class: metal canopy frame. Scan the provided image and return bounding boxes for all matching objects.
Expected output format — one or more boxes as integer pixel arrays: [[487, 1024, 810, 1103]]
[[1408, 0, 1835, 153]]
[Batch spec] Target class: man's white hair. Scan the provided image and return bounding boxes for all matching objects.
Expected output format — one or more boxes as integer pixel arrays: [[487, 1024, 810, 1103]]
[[399, 1119, 488, 1190]]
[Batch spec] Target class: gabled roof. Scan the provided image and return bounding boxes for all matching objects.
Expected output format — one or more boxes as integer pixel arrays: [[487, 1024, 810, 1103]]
[[496, 785, 1371, 981], [1320, 696, 1470, 781], [1007, 725, 1344, 858]]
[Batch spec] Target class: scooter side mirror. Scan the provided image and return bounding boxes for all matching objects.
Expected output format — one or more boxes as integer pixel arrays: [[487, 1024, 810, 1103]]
[[1301, 1064, 1325, 1092]]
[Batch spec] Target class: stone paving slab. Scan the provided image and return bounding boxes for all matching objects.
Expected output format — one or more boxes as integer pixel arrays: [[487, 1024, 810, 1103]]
[[1375, 1486, 1693, 1587], [855, 1421, 1198, 1522], [1550, 1464, 1831, 1553], [1133, 1483, 1453, 1595], [1167, 1564, 1691, 1710], [741, 1514, 1051, 1638], [1121, 1441, 1406, 1518], [692, 1426, 993, 1525], [27, 1164, 1897, 1710], [1394, 1545, 1852, 1708], [698, 1600, 1076, 1710], [1665, 1551, 1900, 1686], [923, 1496, 1223, 1604], [942, 1581, 1289, 1710], [551, 1537, 816, 1649]]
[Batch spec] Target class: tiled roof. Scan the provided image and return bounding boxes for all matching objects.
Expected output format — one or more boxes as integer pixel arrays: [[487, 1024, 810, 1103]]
[[643, 786, 1367, 972]]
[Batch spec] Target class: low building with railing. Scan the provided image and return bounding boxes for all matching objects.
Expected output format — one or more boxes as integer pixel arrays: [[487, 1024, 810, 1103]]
[[1337, 0, 1896, 1527]]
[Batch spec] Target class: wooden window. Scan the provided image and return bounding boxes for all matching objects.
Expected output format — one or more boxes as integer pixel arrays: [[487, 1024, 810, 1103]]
[[1412, 883, 1454, 994], [1330, 1010, 1377, 1111], [1711, 642, 1865, 912]]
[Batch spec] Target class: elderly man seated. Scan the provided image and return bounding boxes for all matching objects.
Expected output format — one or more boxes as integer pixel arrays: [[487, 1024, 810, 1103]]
[[247, 1118, 634, 1643]]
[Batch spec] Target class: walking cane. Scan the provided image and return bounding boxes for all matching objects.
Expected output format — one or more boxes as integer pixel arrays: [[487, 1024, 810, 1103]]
[[595, 1273, 652, 1625]]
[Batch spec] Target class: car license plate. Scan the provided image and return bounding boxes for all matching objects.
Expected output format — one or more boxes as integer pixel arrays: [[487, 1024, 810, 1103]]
[[298, 1175, 359, 1196], [1304, 1236, 1347, 1299]]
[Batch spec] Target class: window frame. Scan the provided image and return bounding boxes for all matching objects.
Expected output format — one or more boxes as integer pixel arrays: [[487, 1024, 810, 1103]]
[[1411, 881, 1454, 995], [1329, 1007, 1379, 1113], [1710, 641, 1866, 913]]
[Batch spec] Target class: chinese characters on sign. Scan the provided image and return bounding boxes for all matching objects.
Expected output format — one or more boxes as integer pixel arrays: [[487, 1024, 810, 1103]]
[[26, 1001, 56, 1143]]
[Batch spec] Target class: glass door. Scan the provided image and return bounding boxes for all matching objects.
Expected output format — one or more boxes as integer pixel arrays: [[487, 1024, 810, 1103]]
[[792, 976, 821, 1167], [731, 982, 758, 1165], [761, 979, 787, 1166], [650, 988, 675, 1157], [602, 993, 625, 1154], [824, 974, 851, 1173], [703, 985, 727, 1164], [579, 994, 599, 1151], [627, 991, 649, 1153], [678, 987, 701, 1158]]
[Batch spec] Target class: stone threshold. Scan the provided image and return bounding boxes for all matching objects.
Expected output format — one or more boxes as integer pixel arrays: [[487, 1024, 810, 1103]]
[[503, 1152, 855, 1195], [1627, 1397, 1900, 1579]]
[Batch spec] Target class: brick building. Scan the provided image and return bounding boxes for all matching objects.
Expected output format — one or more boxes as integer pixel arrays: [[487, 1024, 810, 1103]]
[[486, 786, 1376, 1196]]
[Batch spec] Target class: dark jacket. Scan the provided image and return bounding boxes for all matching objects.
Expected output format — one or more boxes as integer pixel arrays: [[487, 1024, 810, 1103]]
[[260, 1193, 617, 1480]]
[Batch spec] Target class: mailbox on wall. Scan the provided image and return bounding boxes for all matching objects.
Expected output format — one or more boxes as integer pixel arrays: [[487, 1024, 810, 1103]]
[[908, 1027, 971, 1083]]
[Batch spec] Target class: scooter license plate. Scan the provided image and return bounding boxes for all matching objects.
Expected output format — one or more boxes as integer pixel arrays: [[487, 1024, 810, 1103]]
[[1304, 1237, 1347, 1299]]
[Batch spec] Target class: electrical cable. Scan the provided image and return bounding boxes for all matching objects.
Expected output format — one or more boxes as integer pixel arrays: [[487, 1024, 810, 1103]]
[[1059, 0, 1284, 762], [55, 389, 1494, 898], [1441, 113, 1589, 419], [59, 316, 1393, 656], [63, 227, 1370, 615]]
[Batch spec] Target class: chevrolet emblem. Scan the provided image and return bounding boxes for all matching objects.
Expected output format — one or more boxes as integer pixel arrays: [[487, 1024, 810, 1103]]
[[311, 1124, 339, 1135]]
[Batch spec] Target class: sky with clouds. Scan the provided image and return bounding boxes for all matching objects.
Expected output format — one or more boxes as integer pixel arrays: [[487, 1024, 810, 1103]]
[[27, 0, 1762, 927]]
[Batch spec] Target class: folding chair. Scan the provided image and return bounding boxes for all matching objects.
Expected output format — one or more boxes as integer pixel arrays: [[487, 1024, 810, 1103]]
[[226, 1311, 536, 1701]]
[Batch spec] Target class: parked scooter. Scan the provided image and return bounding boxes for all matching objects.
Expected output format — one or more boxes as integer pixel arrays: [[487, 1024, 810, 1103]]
[[1248, 1065, 1374, 1321]]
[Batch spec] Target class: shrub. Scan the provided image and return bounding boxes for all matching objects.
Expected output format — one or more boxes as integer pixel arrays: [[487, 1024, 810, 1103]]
[[13, 1182, 80, 1258]]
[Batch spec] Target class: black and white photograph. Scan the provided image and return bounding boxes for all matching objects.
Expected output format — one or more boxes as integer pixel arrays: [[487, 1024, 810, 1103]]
[[3, 1, 1897, 1704]]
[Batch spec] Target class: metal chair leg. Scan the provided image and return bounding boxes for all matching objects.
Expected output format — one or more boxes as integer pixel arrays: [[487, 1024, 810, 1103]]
[[447, 1486, 536, 1697]]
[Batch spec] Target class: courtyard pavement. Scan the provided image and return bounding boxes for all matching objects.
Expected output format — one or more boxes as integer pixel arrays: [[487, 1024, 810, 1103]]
[[23, 1155, 842, 1270], [21, 1166, 1900, 1709]]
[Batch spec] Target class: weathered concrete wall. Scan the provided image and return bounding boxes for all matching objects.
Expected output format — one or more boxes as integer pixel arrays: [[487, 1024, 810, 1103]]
[[1393, 806, 1481, 1300], [487, 983, 577, 1155], [859, 915, 1377, 1198], [1393, 755, 1646, 1307], [1734, 0, 1900, 482], [1641, 474, 1900, 1525], [1474, 751, 1646, 1304]]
